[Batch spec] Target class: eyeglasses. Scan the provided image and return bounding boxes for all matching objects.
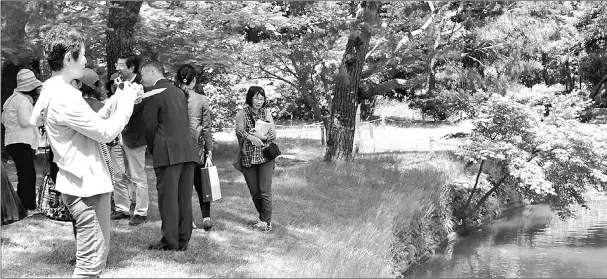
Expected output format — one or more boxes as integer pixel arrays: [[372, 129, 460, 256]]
[[115, 63, 127, 67]]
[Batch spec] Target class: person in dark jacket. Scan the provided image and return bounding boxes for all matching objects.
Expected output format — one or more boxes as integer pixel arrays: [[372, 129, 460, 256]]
[[110, 52, 150, 226], [176, 64, 214, 231], [141, 61, 197, 251]]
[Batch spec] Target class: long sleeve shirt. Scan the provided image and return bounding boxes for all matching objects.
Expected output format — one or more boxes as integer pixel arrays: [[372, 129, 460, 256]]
[[234, 106, 276, 167], [187, 92, 213, 161], [42, 76, 136, 197], [2, 91, 40, 149]]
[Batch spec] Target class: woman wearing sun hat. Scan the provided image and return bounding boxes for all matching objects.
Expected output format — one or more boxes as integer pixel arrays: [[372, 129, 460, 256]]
[[1, 69, 43, 211]]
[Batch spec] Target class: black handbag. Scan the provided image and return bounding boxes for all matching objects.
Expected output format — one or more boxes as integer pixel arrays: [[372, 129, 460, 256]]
[[263, 142, 281, 160], [37, 130, 74, 222], [37, 172, 74, 222]]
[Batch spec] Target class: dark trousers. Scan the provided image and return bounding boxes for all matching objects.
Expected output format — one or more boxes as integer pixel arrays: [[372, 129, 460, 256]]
[[154, 162, 194, 250], [6, 143, 36, 210], [193, 166, 211, 218], [242, 160, 274, 224]]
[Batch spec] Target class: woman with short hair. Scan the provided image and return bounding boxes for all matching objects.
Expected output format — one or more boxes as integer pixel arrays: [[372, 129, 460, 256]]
[[234, 86, 277, 232]]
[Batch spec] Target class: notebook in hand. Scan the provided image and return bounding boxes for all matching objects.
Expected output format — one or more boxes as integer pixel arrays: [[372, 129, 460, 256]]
[[254, 120, 272, 135]]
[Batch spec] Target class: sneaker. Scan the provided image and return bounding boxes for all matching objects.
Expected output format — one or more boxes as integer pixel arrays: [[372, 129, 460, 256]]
[[251, 220, 272, 231], [111, 211, 130, 220], [202, 218, 213, 232], [251, 220, 266, 230], [263, 223, 273, 232], [129, 215, 147, 226]]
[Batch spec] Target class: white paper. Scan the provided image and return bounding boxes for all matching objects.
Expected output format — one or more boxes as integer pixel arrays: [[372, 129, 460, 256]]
[[141, 88, 166, 99], [255, 120, 272, 135]]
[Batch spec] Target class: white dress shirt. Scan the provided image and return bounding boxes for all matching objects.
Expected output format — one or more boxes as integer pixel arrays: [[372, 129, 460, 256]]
[[42, 76, 137, 197], [2, 91, 40, 149]]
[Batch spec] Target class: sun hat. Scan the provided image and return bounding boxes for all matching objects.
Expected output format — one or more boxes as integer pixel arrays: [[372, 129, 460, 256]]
[[78, 68, 100, 88], [15, 69, 43, 93]]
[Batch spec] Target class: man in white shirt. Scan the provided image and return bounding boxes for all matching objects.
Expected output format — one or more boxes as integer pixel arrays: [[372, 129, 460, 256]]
[[40, 24, 142, 278]]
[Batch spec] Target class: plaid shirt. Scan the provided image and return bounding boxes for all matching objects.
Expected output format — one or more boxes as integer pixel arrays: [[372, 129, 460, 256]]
[[235, 107, 276, 167]]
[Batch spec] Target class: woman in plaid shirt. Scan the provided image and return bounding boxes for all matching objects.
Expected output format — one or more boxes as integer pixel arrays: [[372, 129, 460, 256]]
[[235, 86, 277, 232]]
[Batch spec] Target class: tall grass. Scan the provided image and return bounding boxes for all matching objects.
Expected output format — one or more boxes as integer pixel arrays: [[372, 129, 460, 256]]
[[2, 137, 464, 278], [269, 152, 461, 277]]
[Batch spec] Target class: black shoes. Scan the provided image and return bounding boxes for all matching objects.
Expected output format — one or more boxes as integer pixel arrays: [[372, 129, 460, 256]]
[[129, 215, 147, 226], [147, 242, 188, 251], [148, 242, 172, 251], [202, 218, 213, 232], [110, 211, 130, 220]]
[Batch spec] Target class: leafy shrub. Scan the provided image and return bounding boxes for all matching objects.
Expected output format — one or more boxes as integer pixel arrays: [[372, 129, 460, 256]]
[[457, 87, 607, 218], [580, 53, 607, 86], [410, 89, 485, 121]]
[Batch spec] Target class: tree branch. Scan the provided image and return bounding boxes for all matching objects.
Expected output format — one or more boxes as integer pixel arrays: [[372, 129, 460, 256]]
[[276, 54, 300, 79], [361, 56, 388, 79], [365, 39, 386, 60], [589, 74, 607, 101], [461, 159, 485, 212], [473, 173, 508, 213], [359, 79, 411, 98], [394, 1, 439, 52], [243, 61, 299, 88]]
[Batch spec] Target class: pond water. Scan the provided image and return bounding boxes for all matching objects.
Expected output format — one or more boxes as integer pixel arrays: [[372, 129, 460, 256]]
[[406, 199, 607, 278]]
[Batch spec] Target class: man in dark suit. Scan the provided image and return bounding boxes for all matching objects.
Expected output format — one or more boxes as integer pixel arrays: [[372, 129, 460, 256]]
[[140, 61, 198, 251]]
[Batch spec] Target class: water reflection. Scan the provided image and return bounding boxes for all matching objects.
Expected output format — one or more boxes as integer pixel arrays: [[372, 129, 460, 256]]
[[407, 200, 607, 278]]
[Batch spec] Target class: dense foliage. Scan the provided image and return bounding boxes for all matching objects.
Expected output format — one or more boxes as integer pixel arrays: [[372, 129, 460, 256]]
[[456, 85, 607, 218]]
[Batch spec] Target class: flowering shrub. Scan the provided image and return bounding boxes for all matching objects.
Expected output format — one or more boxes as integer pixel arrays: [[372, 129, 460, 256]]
[[457, 86, 607, 218]]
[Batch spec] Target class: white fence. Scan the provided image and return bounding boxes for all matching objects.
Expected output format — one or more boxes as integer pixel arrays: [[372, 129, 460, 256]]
[[216, 118, 473, 153]]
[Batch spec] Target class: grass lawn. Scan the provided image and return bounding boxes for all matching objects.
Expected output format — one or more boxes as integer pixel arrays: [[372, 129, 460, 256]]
[[2, 126, 465, 278]]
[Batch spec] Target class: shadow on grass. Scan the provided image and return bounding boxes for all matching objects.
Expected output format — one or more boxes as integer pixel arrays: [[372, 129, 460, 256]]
[[3, 136, 463, 277]]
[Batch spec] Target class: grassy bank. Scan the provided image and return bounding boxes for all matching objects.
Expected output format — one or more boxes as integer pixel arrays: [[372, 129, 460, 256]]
[[2, 135, 468, 277]]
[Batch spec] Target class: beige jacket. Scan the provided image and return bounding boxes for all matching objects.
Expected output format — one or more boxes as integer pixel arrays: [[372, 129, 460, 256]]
[[42, 76, 136, 197], [187, 92, 213, 162]]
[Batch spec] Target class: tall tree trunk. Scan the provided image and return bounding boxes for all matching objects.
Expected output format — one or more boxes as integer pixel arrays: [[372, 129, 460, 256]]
[[589, 74, 607, 103], [542, 52, 551, 86], [302, 88, 322, 122], [106, 1, 143, 75], [427, 9, 445, 96], [324, 1, 381, 162], [565, 57, 573, 93]]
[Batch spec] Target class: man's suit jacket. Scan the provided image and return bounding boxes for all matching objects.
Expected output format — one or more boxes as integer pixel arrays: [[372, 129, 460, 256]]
[[142, 79, 197, 168], [120, 74, 148, 148]]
